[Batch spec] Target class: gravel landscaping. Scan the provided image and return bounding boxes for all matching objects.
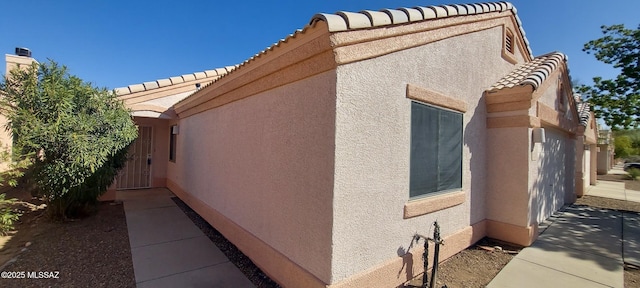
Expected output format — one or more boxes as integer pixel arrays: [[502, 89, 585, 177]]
[[1, 173, 638, 288], [0, 197, 135, 288], [172, 197, 280, 288]]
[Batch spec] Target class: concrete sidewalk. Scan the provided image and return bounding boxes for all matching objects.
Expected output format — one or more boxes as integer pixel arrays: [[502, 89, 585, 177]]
[[585, 167, 640, 203], [118, 188, 254, 288], [488, 177, 640, 288]]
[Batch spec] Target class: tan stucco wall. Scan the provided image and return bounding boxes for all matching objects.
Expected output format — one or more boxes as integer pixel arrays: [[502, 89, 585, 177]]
[[330, 26, 520, 283], [584, 148, 591, 190], [487, 127, 531, 227], [166, 70, 337, 283], [1, 54, 37, 171], [590, 144, 597, 184], [597, 144, 612, 174]]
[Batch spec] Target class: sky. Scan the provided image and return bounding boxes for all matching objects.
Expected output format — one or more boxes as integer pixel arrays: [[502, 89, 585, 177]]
[[1, 1, 639, 90]]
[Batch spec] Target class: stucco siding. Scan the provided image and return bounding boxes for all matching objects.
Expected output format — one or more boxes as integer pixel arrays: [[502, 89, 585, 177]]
[[167, 70, 337, 283], [584, 149, 591, 190], [331, 26, 519, 282], [537, 74, 561, 110], [487, 127, 530, 227]]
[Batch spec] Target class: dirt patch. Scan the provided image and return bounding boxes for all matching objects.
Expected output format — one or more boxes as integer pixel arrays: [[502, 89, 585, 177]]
[[597, 173, 640, 191], [0, 187, 134, 288], [404, 238, 521, 288], [0, 186, 48, 268], [576, 195, 640, 213], [403, 195, 640, 288], [2, 182, 635, 288]]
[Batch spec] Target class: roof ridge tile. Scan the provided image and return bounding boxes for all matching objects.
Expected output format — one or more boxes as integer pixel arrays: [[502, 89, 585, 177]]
[[176, 2, 538, 106], [115, 67, 233, 96]]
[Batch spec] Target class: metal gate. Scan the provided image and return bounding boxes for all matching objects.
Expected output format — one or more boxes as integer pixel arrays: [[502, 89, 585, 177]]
[[117, 126, 152, 190]]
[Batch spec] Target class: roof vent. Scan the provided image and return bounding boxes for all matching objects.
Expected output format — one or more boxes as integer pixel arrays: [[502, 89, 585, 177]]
[[15, 47, 32, 57]]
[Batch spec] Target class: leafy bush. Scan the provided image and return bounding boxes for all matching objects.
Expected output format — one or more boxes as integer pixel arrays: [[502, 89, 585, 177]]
[[0, 60, 137, 218], [628, 168, 640, 181], [0, 193, 20, 235]]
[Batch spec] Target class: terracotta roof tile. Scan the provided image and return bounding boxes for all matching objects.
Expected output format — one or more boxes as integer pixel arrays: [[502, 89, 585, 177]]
[[398, 8, 423, 21], [310, 1, 534, 59], [143, 81, 159, 90], [177, 2, 536, 106], [128, 84, 145, 93], [114, 68, 235, 96], [156, 78, 172, 87], [114, 87, 130, 95], [193, 72, 207, 79], [361, 10, 393, 26], [575, 95, 592, 127], [382, 9, 409, 24], [169, 76, 184, 84], [336, 11, 373, 29], [488, 52, 566, 91]]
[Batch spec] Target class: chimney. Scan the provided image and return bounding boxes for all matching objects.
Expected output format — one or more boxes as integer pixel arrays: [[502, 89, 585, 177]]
[[1, 48, 37, 172], [5, 47, 37, 75]]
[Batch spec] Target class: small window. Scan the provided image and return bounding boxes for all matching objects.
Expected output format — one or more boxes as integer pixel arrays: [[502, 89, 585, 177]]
[[410, 102, 463, 198], [169, 125, 177, 162]]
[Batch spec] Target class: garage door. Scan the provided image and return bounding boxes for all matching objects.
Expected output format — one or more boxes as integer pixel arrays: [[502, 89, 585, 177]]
[[537, 128, 573, 223]]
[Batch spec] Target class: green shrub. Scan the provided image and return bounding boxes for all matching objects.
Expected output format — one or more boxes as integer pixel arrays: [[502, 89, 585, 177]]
[[0, 193, 20, 235], [0, 60, 137, 218], [628, 168, 640, 181]]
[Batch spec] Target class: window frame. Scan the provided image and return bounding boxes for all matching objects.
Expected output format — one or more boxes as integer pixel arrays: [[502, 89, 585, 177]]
[[404, 84, 468, 219], [409, 100, 464, 199]]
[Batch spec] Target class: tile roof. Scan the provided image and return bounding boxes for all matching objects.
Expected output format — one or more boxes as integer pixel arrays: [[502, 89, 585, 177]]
[[185, 1, 534, 100], [310, 1, 533, 58], [575, 95, 592, 127], [488, 52, 567, 91], [114, 65, 239, 96]]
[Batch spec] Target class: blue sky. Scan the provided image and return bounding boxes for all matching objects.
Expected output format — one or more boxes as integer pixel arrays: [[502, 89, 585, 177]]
[[1, 1, 639, 90]]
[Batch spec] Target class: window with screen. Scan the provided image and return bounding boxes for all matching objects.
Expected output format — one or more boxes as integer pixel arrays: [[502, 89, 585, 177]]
[[410, 101, 463, 198]]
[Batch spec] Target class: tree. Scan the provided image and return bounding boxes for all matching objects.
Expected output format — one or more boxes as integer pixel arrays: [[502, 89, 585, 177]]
[[0, 60, 137, 218], [578, 24, 640, 130], [614, 135, 634, 159]]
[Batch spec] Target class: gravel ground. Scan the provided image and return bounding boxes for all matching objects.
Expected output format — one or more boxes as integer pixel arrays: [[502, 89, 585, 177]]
[[0, 202, 135, 288], [404, 238, 521, 288], [1, 181, 637, 288], [172, 197, 280, 288], [597, 173, 640, 191]]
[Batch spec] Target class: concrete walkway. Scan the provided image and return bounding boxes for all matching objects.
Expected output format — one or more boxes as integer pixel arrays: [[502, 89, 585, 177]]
[[118, 188, 254, 288], [488, 177, 640, 288], [585, 166, 640, 203]]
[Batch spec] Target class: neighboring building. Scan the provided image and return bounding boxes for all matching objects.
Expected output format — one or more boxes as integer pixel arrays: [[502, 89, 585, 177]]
[[1, 49, 36, 171], [575, 97, 598, 196], [598, 129, 614, 174], [3, 2, 598, 287]]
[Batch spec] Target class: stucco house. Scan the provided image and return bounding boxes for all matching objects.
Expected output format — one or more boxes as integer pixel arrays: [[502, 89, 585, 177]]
[[3, 2, 601, 287]]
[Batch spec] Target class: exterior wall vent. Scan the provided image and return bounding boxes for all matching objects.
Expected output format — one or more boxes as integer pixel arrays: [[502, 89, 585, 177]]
[[505, 30, 514, 54], [15, 47, 32, 57]]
